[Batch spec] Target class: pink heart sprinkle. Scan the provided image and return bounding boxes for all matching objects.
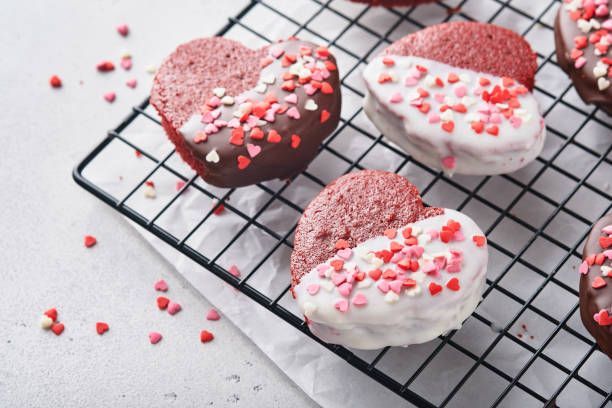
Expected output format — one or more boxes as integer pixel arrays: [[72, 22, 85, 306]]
[[603, 19, 612, 31], [594, 312, 600, 323], [311, 72, 323, 82], [204, 124, 218, 134], [442, 156, 455, 169], [331, 272, 347, 286], [235, 95, 247, 104], [246, 115, 259, 128], [446, 264, 461, 273], [601, 224, 612, 234], [422, 261, 439, 278], [428, 113, 441, 123], [176, 181, 187, 191], [376, 280, 390, 293], [434, 255, 447, 270], [596, 0, 608, 6], [227, 118, 240, 128], [167, 301, 182, 315], [410, 98, 423, 107], [480, 113, 490, 123], [509, 116, 522, 129], [209, 108, 221, 119], [579, 261, 589, 275], [270, 46, 284, 59], [304, 84, 317, 95], [428, 229, 439, 240], [473, 86, 485, 96], [338, 282, 352, 297], [117, 24, 129, 36], [120, 58, 132, 70], [246, 143, 261, 158], [407, 246, 425, 259], [149, 332, 162, 344], [596, 5, 609, 16], [408, 68, 421, 78], [125, 78, 137, 88], [154, 279, 167, 292], [337, 248, 352, 260], [284, 93, 298, 104], [103, 92, 116, 102], [405, 76, 418, 87], [389, 280, 403, 294], [575, 57, 587, 69], [286, 107, 300, 119], [206, 309, 220, 321], [201, 111, 214, 124], [434, 93, 446, 104], [489, 113, 502, 124], [317, 264, 330, 277], [389, 92, 403, 103], [321, 68, 331, 79], [477, 103, 490, 113], [306, 284, 320, 296], [228, 265, 240, 277], [346, 272, 355, 284], [604, 249, 612, 260], [390, 252, 404, 264], [208, 96, 221, 107], [454, 86, 467, 98], [453, 230, 465, 241], [352, 293, 368, 306], [264, 110, 275, 122], [334, 299, 349, 313]]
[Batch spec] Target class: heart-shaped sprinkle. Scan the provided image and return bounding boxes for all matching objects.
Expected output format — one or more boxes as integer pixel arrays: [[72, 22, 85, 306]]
[[103, 92, 116, 102], [446, 277, 460, 291], [206, 149, 220, 163], [486, 125, 499, 136], [51, 323, 64, 336], [125, 78, 137, 88], [352, 293, 368, 306], [227, 265, 240, 277], [335, 239, 349, 250], [441, 121, 454, 133], [369, 269, 382, 281], [376, 280, 390, 293], [167, 301, 182, 315], [120, 58, 132, 70], [595, 309, 612, 326], [389, 92, 403, 103], [267, 129, 281, 143], [317, 264, 330, 277], [429, 282, 442, 296], [149, 332, 162, 344], [330, 259, 344, 271], [338, 282, 353, 297], [592, 276, 607, 289], [441, 156, 455, 169], [84, 235, 97, 248], [286, 107, 300, 119], [117, 24, 129, 36], [96, 322, 109, 335], [454, 86, 467, 98], [427, 113, 441, 123], [599, 236, 612, 249], [306, 284, 320, 296], [337, 248, 352, 260], [389, 280, 403, 294], [41, 315, 54, 329], [304, 99, 318, 111], [203, 309, 220, 321], [157, 297, 169, 309], [320, 109, 331, 123], [246, 143, 261, 158], [270, 46, 284, 58], [384, 228, 397, 239], [602, 266, 612, 277], [472, 235, 486, 247], [602, 225, 612, 234], [237, 155, 251, 169], [334, 299, 349, 313], [331, 272, 347, 286], [284, 93, 298, 104], [291, 134, 301, 149], [154, 279, 167, 292], [200, 330, 214, 343], [44, 308, 58, 322]]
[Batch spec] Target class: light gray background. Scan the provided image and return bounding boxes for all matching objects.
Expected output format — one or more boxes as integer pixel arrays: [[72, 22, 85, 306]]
[[1, 1, 318, 406]]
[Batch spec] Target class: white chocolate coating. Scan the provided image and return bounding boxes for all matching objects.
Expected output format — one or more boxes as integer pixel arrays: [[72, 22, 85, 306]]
[[362, 56, 546, 175], [294, 209, 488, 350]]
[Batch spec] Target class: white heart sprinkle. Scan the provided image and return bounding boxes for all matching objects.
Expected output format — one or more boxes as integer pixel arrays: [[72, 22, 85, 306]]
[[213, 87, 226, 98], [221, 96, 234, 106], [594, 65, 607, 78], [303, 302, 317, 317], [598, 77, 611, 91], [145, 64, 156, 74], [304, 99, 318, 111], [262, 74, 275, 85], [254, 83, 267, 94], [206, 149, 220, 163], [357, 279, 372, 289], [120, 49, 131, 59], [144, 185, 156, 199], [440, 109, 454, 122], [321, 280, 334, 292], [385, 291, 399, 304], [41, 315, 53, 329], [602, 265, 612, 277]]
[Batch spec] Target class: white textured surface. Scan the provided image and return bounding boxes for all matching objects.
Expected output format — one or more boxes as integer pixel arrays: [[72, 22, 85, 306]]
[[0, 1, 317, 407]]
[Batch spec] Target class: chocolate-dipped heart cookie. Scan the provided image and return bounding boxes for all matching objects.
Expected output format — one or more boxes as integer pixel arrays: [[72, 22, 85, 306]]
[[290, 170, 488, 349], [362, 21, 546, 175], [150, 37, 341, 187], [554, 1, 612, 115], [580, 214, 612, 358]]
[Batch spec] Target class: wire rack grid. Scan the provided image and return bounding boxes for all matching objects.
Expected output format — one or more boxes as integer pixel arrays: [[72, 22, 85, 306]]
[[73, 0, 612, 407]]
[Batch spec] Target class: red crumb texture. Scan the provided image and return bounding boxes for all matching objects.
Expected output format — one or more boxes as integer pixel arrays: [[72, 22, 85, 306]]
[[290, 170, 444, 291], [349, 0, 437, 6], [150, 37, 267, 180], [382, 21, 538, 91]]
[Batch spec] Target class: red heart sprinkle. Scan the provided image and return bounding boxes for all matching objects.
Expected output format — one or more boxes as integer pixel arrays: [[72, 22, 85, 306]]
[[84, 235, 97, 247], [320, 109, 331, 123], [157, 297, 169, 310], [378, 73, 392, 84], [586, 254, 596, 266], [267, 129, 281, 143], [354, 271, 365, 281], [237, 155, 251, 170], [595, 253, 606, 265], [194, 131, 207, 143], [44, 308, 58, 322], [502, 77, 515, 87], [325, 60, 337, 71], [335, 239, 349, 250], [410, 260, 419, 272], [479, 77, 491, 86], [446, 277, 460, 291], [472, 235, 486, 247], [200, 330, 214, 343], [368, 269, 382, 281], [429, 282, 442, 296], [597, 310, 612, 326], [592, 276, 607, 289], [384, 228, 397, 239], [447, 72, 459, 83], [404, 236, 417, 246], [250, 127, 264, 140], [441, 121, 454, 133], [439, 230, 453, 243], [321, 82, 333, 94], [229, 128, 245, 146], [599, 236, 612, 249], [375, 250, 393, 263], [447, 219, 461, 231], [402, 227, 413, 239], [389, 241, 403, 252], [330, 259, 344, 271], [403, 279, 417, 288], [418, 102, 431, 114], [382, 269, 396, 280], [471, 121, 485, 134], [486, 125, 499, 136], [213, 204, 225, 215], [382, 57, 395, 66], [51, 323, 64, 336], [452, 103, 467, 113], [290, 134, 301, 149], [49, 75, 62, 87], [264, 92, 278, 104], [96, 322, 109, 335]]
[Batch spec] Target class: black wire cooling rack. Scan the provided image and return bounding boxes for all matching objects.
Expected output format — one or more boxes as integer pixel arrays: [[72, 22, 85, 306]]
[[73, 0, 612, 406]]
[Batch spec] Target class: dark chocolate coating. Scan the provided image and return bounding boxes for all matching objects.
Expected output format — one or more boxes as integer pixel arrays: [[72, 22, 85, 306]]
[[554, 7, 612, 116], [580, 213, 612, 359]]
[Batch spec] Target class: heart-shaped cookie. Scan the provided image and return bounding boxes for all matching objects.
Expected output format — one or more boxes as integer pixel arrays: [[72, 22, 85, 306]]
[[290, 170, 488, 349], [580, 213, 612, 359], [151, 37, 341, 188], [362, 21, 546, 176]]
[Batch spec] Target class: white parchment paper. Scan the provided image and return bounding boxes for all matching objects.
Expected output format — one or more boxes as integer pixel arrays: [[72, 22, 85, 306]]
[[81, 0, 612, 406]]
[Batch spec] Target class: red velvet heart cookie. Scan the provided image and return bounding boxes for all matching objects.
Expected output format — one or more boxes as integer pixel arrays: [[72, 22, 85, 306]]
[[290, 170, 488, 349], [151, 38, 341, 187], [363, 21, 545, 175]]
